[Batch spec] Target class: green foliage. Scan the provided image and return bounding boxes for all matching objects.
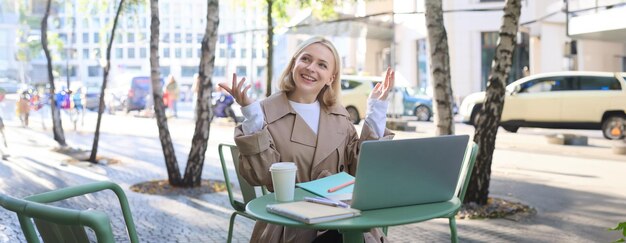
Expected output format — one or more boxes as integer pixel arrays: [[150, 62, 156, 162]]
[[609, 221, 626, 243]]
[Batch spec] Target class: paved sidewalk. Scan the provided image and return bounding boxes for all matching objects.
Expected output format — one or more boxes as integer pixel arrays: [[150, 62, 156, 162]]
[[0, 119, 625, 242]]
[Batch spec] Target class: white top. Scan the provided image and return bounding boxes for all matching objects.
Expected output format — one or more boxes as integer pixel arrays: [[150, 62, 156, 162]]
[[241, 99, 388, 137], [288, 100, 321, 134]]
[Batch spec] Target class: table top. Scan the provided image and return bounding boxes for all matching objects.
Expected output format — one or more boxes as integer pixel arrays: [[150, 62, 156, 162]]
[[245, 188, 461, 231]]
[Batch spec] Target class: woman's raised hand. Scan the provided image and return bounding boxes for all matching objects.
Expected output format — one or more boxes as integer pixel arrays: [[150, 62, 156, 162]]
[[218, 73, 253, 107], [369, 67, 395, 100]]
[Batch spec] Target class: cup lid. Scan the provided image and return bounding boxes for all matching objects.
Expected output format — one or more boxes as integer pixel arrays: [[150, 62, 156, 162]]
[[269, 162, 297, 172]]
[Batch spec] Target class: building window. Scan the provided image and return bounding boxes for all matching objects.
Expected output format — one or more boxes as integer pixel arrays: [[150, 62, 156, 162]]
[[181, 66, 196, 77], [219, 35, 225, 44], [82, 18, 89, 28], [236, 66, 247, 77], [127, 33, 135, 43], [115, 33, 122, 43], [241, 48, 247, 58], [257, 66, 264, 78], [115, 48, 123, 59], [416, 39, 429, 93], [92, 48, 101, 59], [139, 48, 147, 58], [160, 66, 171, 77], [128, 48, 135, 59], [88, 65, 102, 77], [229, 49, 236, 58], [59, 65, 77, 77], [139, 33, 147, 42], [185, 48, 193, 58], [186, 33, 192, 43], [175, 48, 181, 58], [174, 33, 181, 43], [480, 31, 529, 90], [213, 66, 225, 77], [93, 33, 100, 43], [219, 48, 225, 58], [252, 49, 257, 59], [82, 49, 89, 59], [82, 33, 89, 43], [162, 33, 170, 43], [163, 48, 170, 58]]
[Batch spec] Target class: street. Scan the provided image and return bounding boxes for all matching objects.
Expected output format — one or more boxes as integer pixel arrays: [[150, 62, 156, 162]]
[[0, 96, 625, 242]]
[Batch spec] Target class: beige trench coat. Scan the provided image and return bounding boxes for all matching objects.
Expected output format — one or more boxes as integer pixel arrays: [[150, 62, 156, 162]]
[[234, 92, 394, 243]]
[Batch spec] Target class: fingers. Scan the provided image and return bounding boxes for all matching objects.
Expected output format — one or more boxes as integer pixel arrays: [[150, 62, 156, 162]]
[[218, 82, 231, 94]]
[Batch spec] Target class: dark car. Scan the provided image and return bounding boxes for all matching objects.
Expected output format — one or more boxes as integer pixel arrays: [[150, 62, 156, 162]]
[[106, 75, 161, 113]]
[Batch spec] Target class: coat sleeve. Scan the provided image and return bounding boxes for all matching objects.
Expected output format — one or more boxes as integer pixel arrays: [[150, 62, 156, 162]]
[[344, 120, 395, 175], [234, 124, 281, 188]]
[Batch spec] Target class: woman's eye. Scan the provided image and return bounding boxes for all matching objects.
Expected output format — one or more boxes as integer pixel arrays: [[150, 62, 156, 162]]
[[319, 63, 327, 69], [300, 56, 309, 62]]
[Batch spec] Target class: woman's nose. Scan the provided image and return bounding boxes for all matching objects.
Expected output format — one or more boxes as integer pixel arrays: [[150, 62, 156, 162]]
[[305, 63, 315, 72]]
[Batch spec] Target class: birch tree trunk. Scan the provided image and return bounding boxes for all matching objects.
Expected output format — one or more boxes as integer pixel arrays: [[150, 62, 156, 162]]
[[89, 0, 125, 162], [425, 0, 455, 135], [182, 0, 219, 186], [265, 0, 273, 97], [42, 0, 66, 147], [150, 0, 182, 186], [465, 0, 522, 205]]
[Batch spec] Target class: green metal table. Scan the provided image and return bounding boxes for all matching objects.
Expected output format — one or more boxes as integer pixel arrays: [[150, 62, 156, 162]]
[[246, 188, 461, 243]]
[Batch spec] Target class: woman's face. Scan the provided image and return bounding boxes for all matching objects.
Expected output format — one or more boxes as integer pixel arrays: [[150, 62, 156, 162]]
[[290, 43, 336, 102]]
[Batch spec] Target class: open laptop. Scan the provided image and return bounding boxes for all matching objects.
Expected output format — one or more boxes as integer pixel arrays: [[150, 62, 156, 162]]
[[350, 135, 470, 211]]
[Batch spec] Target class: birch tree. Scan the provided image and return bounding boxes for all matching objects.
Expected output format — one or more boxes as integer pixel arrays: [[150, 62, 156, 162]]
[[465, 0, 522, 205], [149, 0, 220, 187], [425, 0, 455, 135], [41, 0, 66, 146]]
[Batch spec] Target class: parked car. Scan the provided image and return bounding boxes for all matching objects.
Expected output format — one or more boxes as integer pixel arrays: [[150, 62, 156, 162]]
[[340, 75, 434, 124], [0, 78, 21, 94], [459, 71, 626, 140], [106, 75, 159, 113], [83, 83, 102, 111]]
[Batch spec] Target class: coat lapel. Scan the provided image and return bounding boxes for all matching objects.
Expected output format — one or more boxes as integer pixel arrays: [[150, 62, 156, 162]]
[[291, 115, 317, 147], [311, 104, 350, 167], [263, 92, 317, 147]]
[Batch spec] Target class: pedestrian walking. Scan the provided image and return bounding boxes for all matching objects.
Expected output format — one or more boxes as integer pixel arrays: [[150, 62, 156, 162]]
[[165, 75, 180, 117], [16, 90, 31, 128]]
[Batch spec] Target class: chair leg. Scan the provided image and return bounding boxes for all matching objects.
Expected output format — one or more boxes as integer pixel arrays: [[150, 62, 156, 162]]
[[448, 217, 458, 243], [227, 212, 238, 243]]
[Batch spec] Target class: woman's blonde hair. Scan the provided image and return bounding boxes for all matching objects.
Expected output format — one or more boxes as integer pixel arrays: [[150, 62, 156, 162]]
[[278, 36, 342, 108]]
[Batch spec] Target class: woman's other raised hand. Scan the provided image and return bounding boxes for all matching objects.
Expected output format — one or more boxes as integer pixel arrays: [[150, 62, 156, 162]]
[[369, 67, 395, 101], [218, 73, 253, 107]]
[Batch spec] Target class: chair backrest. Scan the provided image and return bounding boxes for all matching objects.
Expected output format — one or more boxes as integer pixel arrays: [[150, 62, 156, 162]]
[[0, 181, 138, 243], [454, 142, 479, 203], [218, 144, 262, 212]]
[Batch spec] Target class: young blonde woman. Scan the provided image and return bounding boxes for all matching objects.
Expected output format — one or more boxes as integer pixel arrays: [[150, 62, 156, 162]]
[[219, 36, 395, 243]]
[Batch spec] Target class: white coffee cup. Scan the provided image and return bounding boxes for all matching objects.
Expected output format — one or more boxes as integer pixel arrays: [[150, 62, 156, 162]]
[[269, 162, 298, 202]]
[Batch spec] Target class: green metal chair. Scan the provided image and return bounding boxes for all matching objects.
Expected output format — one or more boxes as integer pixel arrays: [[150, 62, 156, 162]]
[[445, 142, 479, 243], [0, 181, 139, 243], [218, 143, 267, 243], [383, 142, 479, 243]]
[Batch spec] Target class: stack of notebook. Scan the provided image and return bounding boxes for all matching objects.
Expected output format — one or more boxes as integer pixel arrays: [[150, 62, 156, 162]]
[[266, 201, 360, 224], [266, 172, 359, 224]]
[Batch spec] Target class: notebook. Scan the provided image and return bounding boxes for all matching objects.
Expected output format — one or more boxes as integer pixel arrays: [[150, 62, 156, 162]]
[[350, 135, 470, 211], [266, 201, 361, 224], [296, 172, 354, 201]]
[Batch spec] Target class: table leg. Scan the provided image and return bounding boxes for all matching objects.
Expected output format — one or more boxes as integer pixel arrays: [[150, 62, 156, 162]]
[[340, 230, 364, 243]]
